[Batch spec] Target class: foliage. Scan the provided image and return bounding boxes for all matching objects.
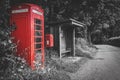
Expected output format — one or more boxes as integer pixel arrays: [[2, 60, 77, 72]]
[[41, 0, 120, 44], [8, 0, 120, 43]]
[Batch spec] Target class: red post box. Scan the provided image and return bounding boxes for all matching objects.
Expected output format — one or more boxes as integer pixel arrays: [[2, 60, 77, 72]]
[[45, 34, 54, 47], [10, 3, 44, 69]]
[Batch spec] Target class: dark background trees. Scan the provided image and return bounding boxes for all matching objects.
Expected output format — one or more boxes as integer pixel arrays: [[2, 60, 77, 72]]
[[43, 0, 120, 44], [3, 0, 120, 44]]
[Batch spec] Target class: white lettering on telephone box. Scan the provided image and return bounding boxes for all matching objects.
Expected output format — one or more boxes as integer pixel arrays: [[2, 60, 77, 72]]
[[12, 9, 28, 14]]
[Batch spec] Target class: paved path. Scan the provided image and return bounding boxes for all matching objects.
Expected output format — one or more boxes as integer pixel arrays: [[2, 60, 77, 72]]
[[69, 45, 120, 80]]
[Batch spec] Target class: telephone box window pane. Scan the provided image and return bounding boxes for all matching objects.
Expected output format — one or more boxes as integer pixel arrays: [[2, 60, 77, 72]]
[[35, 31, 41, 36], [35, 52, 41, 61], [36, 44, 41, 48], [35, 19, 41, 24], [36, 25, 41, 30], [35, 38, 41, 42], [35, 50, 41, 54]]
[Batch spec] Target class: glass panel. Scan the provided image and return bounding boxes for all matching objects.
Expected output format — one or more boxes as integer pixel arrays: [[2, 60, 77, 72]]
[[35, 44, 41, 48], [35, 19, 41, 24], [35, 31, 41, 36], [35, 25, 41, 30], [35, 38, 41, 42], [35, 53, 41, 62], [35, 50, 41, 54]]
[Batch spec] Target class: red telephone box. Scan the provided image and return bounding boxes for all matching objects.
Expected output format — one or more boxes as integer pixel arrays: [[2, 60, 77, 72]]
[[10, 3, 44, 69]]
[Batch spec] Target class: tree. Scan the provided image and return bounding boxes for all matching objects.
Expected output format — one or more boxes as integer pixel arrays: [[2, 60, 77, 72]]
[[9, 0, 120, 44], [44, 0, 120, 44]]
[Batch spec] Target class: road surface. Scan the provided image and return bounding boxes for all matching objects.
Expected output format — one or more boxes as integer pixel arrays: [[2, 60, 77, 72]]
[[69, 45, 120, 80]]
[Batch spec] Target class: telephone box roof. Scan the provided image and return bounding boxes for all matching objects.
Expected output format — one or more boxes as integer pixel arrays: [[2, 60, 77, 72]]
[[11, 3, 44, 12]]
